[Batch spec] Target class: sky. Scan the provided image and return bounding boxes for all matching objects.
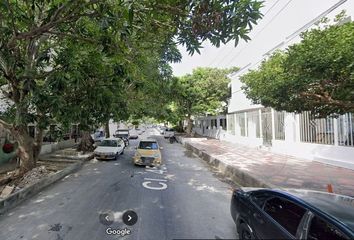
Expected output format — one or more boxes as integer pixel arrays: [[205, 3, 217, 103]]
[[171, 0, 354, 77]]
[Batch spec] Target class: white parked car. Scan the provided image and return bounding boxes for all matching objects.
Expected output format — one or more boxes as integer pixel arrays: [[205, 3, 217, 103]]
[[129, 129, 139, 139], [92, 130, 105, 142], [163, 128, 175, 138], [136, 128, 143, 135], [158, 126, 166, 135], [94, 138, 125, 160]]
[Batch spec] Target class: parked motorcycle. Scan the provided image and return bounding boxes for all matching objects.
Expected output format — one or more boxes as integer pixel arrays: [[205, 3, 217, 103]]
[[169, 136, 177, 144]]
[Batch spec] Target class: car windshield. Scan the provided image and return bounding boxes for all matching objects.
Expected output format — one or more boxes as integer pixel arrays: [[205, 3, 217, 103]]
[[99, 140, 117, 147], [116, 133, 128, 137], [139, 141, 158, 150]]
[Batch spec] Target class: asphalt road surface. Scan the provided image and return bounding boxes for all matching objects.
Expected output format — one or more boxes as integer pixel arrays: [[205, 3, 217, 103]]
[[0, 129, 238, 240]]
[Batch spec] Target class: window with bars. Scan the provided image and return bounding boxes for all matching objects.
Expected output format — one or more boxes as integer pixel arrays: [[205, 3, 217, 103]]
[[274, 111, 285, 140], [220, 118, 227, 130], [227, 114, 235, 135], [338, 113, 354, 147], [211, 119, 217, 128], [236, 112, 247, 136], [299, 112, 334, 145], [247, 110, 260, 138]]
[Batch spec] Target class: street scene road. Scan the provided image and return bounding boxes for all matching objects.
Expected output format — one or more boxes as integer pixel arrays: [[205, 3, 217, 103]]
[[0, 129, 237, 240], [1, 1, 354, 239]]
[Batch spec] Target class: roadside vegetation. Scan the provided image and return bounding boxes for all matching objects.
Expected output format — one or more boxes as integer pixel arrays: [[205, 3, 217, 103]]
[[0, 1, 263, 174], [241, 13, 354, 118]]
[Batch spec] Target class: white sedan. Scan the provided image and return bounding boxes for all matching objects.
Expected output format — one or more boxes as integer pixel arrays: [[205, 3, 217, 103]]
[[163, 128, 175, 138], [94, 138, 125, 160]]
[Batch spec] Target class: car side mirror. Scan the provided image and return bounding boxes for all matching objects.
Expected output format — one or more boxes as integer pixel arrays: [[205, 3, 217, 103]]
[[159, 147, 163, 150]]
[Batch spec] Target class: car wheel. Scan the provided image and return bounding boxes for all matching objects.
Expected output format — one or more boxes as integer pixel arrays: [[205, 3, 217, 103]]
[[239, 223, 253, 240], [115, 153, 119, 160], [120, 149, 124, 155]]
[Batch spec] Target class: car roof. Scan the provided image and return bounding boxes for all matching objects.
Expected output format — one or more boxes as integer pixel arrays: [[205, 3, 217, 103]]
[[102, 137, 121, 141], [242, 188, 354, 232], [139, 138, 157, 143]]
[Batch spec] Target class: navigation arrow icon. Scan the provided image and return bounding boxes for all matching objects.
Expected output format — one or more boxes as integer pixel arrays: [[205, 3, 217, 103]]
[[123, 210, 138, 226]]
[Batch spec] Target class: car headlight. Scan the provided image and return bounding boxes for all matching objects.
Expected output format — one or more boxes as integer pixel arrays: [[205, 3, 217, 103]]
[[152, 153, 160, 158]]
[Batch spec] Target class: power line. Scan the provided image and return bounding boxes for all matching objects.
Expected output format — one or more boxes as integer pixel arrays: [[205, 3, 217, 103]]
[[286, 0, 347, 41], [222, 0, 294, 68], [209, 0, 285, 67], [232, 0, 348, 78], [206, 44, 229, 67], [264, 0, 283, 16]]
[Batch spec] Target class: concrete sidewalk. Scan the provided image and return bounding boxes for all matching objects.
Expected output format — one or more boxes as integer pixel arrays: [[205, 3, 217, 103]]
[[178, 136, 354, 197]]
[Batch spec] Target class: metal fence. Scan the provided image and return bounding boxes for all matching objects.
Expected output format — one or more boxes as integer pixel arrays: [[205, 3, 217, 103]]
[[274, 111, 285, 140], [338, 113, 354, 147], [227, 113, 235, 135], [247, 110, 260, 138], [236, 112, 246, 136], [299, 111, 334, 145]]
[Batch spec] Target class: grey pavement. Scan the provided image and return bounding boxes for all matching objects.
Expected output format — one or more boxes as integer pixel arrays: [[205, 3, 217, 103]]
[[0, 129, 237, 240]]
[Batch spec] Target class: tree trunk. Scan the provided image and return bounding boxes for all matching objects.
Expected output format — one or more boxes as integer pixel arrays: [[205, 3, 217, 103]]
[[12, 127, 36, 175], [105, 121, 110, 138], [33, 127, 44, 162], [177, 120, 183, 132], [77, 131, 95, 153], [185, 114, 193, 135]]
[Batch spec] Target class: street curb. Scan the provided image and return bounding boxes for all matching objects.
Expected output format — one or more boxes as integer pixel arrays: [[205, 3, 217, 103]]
[[176, 136, 274, 188], [0, 154, 93, 215]]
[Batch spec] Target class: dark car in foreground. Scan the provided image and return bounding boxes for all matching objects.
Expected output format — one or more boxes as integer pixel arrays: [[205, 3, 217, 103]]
[[231, 188, 354, 240]]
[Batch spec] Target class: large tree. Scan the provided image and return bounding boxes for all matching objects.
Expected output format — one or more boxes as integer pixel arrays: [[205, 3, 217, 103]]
[[174, 67, 236, 134], [241, 16, 354, 117], [0, 0, 262, 174]]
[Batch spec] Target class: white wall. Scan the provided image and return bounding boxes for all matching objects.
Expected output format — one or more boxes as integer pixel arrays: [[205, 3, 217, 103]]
[[40, 139, 75, 155], [224, 110, 354, 170], [271, 140, 354, 170], [228, 78, 262, 113]]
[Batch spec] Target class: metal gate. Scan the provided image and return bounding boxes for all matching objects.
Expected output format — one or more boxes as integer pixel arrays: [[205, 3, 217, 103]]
[[262, 108, 273, 146]]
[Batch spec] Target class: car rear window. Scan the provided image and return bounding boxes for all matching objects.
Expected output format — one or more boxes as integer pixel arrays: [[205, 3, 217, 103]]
[[264, 197, 306, 236], [100, 140, 117, 147], [139, 141, 158, 149]]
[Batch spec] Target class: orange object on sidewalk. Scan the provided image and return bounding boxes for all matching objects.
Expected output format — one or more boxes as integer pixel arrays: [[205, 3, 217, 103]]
[[327, 184, 334, 193]]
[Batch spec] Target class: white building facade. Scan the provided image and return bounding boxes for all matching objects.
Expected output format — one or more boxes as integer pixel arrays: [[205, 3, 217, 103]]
[[193, 115, 227, 139], [226, 74, 354, 170], [194, 0, 354, 170]]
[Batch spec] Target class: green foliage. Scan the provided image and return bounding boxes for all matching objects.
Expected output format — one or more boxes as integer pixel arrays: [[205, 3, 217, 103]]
[[0, 0, 263, 169], [241, 18, 354, 117], [175, 0, 263, 54], [175, 67, 234, 117]]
